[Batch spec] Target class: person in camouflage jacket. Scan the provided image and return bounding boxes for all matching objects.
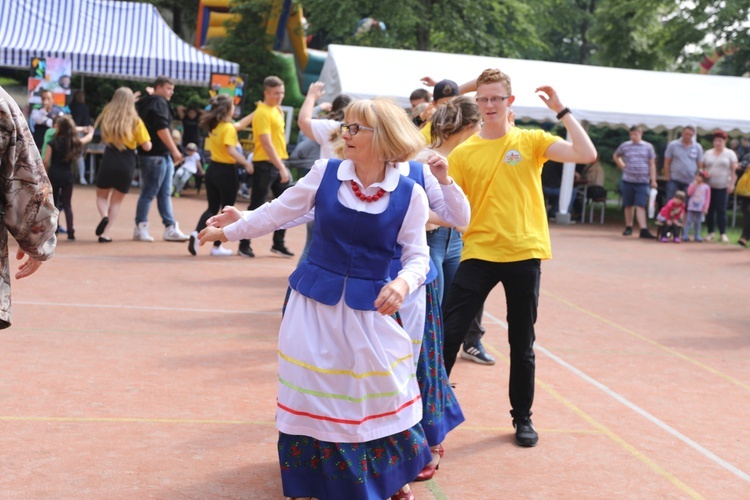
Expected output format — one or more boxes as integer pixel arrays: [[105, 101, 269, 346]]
[[0, 86, 58, 329]]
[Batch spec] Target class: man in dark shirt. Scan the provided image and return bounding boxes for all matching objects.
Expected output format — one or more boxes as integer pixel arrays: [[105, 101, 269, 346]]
[[134, 76, 188, 242]]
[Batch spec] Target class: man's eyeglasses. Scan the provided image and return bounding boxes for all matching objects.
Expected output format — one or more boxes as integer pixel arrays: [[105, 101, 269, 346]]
[[340, 123, 374, 136], [476, 95, 511, 105]]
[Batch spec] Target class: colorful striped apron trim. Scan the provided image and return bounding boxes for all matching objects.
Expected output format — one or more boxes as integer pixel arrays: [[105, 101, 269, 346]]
[[277, 394, 422, 425], [278, 374, 416, 402], [278, 350, 413, 378]]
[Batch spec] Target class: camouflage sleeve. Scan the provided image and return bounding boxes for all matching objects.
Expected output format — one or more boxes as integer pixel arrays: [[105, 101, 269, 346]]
[[0, 86, 58, 261]]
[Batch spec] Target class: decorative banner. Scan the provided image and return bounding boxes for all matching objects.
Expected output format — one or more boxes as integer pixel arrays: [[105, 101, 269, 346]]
[[28, 56, 72, 108], [208, 73, 247, 118]]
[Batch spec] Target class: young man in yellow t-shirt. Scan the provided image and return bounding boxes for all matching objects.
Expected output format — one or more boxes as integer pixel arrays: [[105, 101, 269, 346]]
[[443, 68, 596, 448], [238, 76, 292, 258]]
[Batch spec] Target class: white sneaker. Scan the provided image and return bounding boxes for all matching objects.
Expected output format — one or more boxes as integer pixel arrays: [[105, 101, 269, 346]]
[[720, 234, 729, 243], [163, 222, 189, 242], [133, 222, 154, 242], [210, 245, 233, 256], [706, 233, 715, 241]]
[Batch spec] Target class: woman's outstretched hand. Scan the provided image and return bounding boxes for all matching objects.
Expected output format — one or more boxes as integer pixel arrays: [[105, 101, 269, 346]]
[[206, 206, 242, 228]]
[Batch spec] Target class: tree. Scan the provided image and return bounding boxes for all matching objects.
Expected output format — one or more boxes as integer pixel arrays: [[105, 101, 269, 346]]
[[214, 0, 286, 106], [301, 0, 545, 59], [532, 0, 750, 73]]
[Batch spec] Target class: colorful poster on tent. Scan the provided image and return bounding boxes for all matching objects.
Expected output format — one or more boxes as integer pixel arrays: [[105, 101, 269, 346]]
[[28, 56, 72, 108], [209, 73, 247, 119]]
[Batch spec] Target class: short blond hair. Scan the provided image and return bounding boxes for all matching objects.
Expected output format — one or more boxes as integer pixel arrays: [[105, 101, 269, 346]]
[[345, 98, 425, 162], [476, 68, 512, 95]]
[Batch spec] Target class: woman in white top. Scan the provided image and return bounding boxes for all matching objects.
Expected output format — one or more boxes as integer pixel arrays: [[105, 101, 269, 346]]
[[703, 129, 738, 242], [200, 98, 432, 500]]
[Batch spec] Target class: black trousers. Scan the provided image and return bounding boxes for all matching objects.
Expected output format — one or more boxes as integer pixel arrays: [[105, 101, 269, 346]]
[[196, 161, 238, 247], [240, 161, 290, 249], [443, 258, 541, 420]]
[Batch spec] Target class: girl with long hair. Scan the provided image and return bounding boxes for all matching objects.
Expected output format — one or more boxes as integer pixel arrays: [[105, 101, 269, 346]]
[[93, 87, 152, 242], [187, 94, 253, 256], [42, 115, 94, 240]]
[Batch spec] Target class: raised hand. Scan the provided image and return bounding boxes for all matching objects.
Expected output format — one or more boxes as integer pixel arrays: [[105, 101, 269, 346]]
[[426, 152, 450, 185], [535, 85, 564, 114], [421, 76, 437, 87], [308, 81, 325, 101]]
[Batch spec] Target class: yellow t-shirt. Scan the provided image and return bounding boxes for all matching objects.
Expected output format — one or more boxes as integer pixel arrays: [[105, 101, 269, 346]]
[[208, 121, 238, 164], [252, 102, 288, 161], [107, 118, 149, 150], [448, 127, 561, 263], [420, 121, 432, 145]]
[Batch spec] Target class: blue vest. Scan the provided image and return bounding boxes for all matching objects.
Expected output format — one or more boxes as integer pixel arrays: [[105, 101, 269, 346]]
[[389, 161, 438, 285], [289, 159, 416, 311]]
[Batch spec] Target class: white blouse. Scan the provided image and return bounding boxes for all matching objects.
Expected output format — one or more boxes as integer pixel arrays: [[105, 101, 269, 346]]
[[223, 158, 431, 294]]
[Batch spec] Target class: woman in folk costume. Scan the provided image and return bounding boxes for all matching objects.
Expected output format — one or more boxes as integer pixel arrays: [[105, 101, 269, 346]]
[[199, 98, 432, 500]]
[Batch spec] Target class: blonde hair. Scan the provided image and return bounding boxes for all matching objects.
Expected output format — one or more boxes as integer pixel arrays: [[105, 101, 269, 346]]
[[344, 98, 425, 162], [430, 95, 481, 148], [95, 87, 141, 150], [476, 68, 512, 95]]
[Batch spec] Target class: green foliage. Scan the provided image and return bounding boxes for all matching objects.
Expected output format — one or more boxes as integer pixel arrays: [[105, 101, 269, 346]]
[[214, 0, 286, 106], [501, 0, 750, 74], [302, 0, 544, 58]]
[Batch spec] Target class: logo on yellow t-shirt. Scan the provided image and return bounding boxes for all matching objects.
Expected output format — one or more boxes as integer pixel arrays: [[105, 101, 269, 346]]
[[504, 149, 522, 165]]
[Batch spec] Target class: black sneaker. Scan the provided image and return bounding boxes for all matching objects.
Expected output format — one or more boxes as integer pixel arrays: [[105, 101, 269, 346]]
[[188, 232, 198, 256], [513, 419, 539, 447], [622, 226, 633, 236], [238, 246, 255, 258], [459, 342, 496, 365], [639, 228, 656, 239], [271, 245, 294, 258]]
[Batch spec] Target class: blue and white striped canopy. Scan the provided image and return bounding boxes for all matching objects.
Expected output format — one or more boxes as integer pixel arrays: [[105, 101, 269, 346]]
[[0, 0, 239, 86]]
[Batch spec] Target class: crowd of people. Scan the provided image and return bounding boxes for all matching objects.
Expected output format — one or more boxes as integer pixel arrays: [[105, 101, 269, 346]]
[[615, 125, 749, 245], [6, 65, 749, 499]]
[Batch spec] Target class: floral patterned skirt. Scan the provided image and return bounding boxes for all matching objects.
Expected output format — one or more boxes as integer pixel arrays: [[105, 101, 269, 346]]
[[278, 424, 431, 500], [418, 281, 465, 446]]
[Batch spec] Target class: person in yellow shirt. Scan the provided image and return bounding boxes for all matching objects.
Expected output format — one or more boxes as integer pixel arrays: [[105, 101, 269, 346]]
[[187, 94, 254, 257], [238, 76, 292, 258], [93, 87, 152, 243], [442, 68, 596, 448]]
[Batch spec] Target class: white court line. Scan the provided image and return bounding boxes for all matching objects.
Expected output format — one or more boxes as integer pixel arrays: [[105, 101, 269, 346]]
[[483, 311, 750, 483], [15, 300, 279, 316]]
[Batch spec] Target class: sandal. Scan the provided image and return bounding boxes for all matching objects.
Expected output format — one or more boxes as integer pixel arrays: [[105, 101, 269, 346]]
[[739, 239, 747, 248]]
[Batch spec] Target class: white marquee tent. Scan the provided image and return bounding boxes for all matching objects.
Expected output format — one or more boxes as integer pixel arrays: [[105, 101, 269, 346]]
[[320, 44, 750, 134], [0, 0, 239, 86], [320, 44, 750, 215]]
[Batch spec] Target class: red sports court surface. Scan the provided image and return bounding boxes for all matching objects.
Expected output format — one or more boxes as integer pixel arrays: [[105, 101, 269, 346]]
[[1, 186, 748, 498]]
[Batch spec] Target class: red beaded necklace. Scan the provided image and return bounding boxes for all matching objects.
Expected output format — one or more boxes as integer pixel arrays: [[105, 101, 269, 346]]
[[351, 181, 385, 202]]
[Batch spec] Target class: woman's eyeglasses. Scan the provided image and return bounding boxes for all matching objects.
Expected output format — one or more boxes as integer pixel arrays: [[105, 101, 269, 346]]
[[340, 123, 374, 136]]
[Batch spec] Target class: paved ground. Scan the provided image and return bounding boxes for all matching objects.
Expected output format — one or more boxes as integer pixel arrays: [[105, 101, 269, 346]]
[[1, 185, 748, 499]]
